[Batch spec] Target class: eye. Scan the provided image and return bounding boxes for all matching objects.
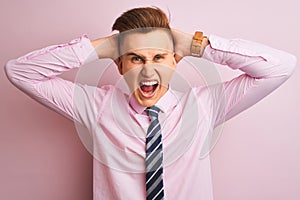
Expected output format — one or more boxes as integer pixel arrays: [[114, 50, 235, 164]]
[[131, 56, 143, 63], [154, 55, 163, 61]]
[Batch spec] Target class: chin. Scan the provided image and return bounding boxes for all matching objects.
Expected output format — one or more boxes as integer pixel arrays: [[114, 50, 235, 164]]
[[136, 97, 158, 107]]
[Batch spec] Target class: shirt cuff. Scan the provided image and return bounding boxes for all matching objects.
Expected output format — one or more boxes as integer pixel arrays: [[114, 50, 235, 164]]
[[70, 34, 99, 65]]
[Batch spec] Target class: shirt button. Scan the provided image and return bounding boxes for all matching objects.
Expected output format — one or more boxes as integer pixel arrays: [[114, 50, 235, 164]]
[[69, 39, 79, 45], [211, 50, 216, 54]]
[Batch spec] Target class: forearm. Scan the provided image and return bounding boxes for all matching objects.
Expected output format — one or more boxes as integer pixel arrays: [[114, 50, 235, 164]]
[[200, 35, 297, 125], [202, 35, 296, 79], [4, 35, 102, 124], [174, 30, 296, 78], [5, 34, 98, 85]]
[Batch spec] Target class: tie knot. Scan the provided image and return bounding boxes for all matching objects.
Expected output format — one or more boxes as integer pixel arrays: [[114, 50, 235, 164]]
[[146, 106, 160, 119]]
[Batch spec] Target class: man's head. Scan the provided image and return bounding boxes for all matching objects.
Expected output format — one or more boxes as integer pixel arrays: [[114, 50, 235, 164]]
[[112, 7, 177, 107]]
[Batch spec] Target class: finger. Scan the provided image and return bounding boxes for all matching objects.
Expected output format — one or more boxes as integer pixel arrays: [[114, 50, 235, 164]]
[[174, 53, 183, 63]]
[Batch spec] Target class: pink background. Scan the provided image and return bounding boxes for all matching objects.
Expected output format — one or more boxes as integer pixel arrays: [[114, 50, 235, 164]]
[[1, 0, 299, 199]]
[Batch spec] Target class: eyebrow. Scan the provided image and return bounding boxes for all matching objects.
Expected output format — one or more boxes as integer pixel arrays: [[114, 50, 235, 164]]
[[124, 52, 169, 58], [124, 52, 143, 57]]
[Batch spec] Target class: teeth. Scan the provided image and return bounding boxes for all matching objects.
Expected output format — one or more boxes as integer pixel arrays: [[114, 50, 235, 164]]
[[140, 81, 158, 86]]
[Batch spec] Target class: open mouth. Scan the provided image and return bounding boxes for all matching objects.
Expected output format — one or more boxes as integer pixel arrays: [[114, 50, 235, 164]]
[[138, 80, 159, 98]]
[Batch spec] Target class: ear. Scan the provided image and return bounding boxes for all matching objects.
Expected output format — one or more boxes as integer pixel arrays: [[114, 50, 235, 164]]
[[114, 57, 123, 75], [174, 53, 182, 63]]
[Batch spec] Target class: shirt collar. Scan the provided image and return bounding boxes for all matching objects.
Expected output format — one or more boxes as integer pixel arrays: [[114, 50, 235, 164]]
[[129, 87, 180, 114]]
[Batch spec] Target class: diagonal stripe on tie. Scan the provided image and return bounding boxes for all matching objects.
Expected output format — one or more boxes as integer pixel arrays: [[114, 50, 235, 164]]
[[146, 162, 163, 185], [146, 128, 161, 152], [146, 149, 162, 172], [147, 172, 163, 196], [146, 134, 162, 155], [147, 120, 160, 138], [147, 178, 164, 200]]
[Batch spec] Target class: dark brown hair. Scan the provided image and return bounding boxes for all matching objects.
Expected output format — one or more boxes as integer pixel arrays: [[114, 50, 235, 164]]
[[112, 7, 170, 32]]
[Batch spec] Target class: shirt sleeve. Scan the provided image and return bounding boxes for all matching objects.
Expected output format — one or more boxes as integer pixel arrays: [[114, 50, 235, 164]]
[[197, 35, 297, 127], [4, 35, 105, 129]]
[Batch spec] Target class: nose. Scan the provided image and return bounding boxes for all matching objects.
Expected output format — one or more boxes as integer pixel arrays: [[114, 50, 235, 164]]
[[141, 63, 155, 78]]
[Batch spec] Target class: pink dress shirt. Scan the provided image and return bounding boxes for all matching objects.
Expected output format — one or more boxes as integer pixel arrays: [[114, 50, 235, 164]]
[[5, 34, 296, 200]]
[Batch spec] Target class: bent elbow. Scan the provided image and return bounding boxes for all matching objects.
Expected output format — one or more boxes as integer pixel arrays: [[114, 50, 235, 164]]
[[283, 53, 297, 78], [4, 59, 27, 88], [271, 51, 297, 79], [4, 59, 17, 83]]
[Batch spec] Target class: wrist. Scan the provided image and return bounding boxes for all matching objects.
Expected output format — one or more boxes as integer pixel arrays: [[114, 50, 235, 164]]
[[190, 31, 209, 57], [175, 34, 194, 58], [182, 34, 194, 57]]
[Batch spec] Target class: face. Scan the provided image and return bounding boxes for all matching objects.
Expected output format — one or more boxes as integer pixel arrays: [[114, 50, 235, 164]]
[[117, 29, 176, 107]]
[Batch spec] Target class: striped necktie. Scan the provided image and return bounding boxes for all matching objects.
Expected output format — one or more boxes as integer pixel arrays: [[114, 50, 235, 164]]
[[145, 106, 164, 200]]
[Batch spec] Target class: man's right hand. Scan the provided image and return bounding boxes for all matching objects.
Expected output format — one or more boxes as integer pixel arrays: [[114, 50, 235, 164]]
[[91, 34, 119, 60]]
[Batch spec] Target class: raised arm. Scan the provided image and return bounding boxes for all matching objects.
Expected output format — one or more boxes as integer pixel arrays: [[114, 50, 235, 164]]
[[5, 34, 117, 128], [172, 29, 297, 126]]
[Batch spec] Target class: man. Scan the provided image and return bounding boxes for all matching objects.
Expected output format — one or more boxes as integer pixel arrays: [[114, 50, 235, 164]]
[[5, 7, 296, 200]]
